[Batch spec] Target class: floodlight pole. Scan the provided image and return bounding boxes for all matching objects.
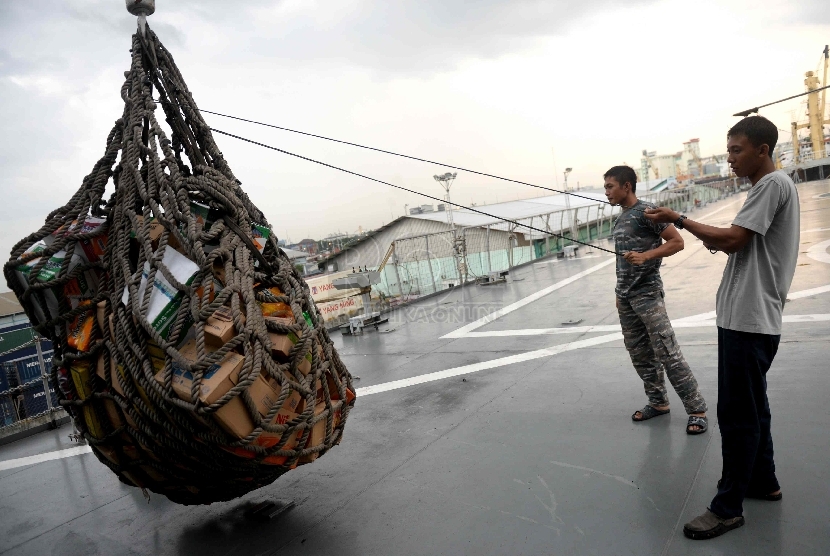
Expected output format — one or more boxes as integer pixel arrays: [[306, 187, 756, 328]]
[[563, 167, 577, 244], [433, 172, 466, 283], [433, 173, 457, 230]]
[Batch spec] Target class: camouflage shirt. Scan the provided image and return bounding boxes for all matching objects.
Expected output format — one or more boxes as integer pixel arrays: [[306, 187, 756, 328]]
[[613, 200, 669, 298]]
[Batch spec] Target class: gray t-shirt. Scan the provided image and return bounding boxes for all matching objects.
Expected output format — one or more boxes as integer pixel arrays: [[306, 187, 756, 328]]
[[613, 200, 669, 298], [716, 170, 800, 335]]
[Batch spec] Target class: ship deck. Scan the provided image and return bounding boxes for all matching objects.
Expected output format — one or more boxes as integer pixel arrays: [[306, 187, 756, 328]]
[[1, 180, 829, 556]]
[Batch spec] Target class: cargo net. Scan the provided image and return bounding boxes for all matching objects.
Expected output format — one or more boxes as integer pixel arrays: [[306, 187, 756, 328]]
[[2, 27, 355, 505]]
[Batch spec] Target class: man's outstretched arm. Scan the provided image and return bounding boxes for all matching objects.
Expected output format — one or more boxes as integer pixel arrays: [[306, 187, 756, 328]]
[[643, 207, 755, 254]]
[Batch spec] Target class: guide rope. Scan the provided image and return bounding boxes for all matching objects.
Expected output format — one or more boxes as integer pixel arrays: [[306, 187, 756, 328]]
[[210, 128, 621, 256], [200, 109, 649, 214]]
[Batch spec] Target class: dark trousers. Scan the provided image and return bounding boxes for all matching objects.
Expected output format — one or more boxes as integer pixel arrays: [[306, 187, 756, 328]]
[[709, 327, 781, 519]]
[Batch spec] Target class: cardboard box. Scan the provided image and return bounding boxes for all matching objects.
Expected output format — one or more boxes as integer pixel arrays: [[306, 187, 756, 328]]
[[204, 305, 243, 347], [224, 384, 303, 464], [70, 360, 105, 439], [157, 341, 245, 407], [133, 215, 179, 252], [299, 402, 337, 463], [121, 247, 199, 340], [266, 317, 312, 375], [67, 301, 97, 352], [43, 216, 107, 264], [97, 353, 124, 395], [15, 242, 92, 322], [212, 375, 281, 439]]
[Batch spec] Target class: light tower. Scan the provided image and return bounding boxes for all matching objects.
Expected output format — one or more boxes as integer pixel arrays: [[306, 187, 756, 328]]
[[433, 172, 467, 283], [433, 172, 457, 229], [563, 167, 578, 242]]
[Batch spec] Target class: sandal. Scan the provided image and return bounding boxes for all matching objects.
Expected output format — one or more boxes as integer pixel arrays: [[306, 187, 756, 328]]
[[683, 510, 744, 540], [631, 405, 670, 421], [717, 480, 782, 501], [686, 415, 708, 435]]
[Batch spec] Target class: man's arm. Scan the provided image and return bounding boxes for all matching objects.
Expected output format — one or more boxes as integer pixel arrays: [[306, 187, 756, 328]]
[[643, 208, 755, 254], [623, 224, 684, 266]]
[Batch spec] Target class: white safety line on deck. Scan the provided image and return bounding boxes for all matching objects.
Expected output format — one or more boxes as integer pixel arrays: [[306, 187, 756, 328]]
[[0, 445, 92, 472], [356, 332, 623, 396], [803, 227, 830, 233], [441, 258, 615, 339], [459, 313, 830, 338], [807, 238, 830, 264]]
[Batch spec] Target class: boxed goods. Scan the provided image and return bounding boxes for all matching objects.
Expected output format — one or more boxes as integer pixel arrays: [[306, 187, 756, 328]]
[[43, 216, 108, 263], [71, 360, 105, 439], [121, 247, 199, 340], [15, 242, 98, 322], [67, 300, 97, 352], [204, 305, 243, 347], [266, 317, 312, 376]]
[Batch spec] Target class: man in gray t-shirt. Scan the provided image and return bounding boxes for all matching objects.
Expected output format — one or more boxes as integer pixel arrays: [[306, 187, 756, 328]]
[[645, 116, 800, 541]]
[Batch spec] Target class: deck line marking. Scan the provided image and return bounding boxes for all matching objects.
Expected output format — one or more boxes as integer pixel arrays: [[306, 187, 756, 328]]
[[442, 197, 743, 341], [459, 313, 830, 337], [0, 445, 92, 472], [441, 258, 615, 339], [788, 283, 830, 299], [806, 239, 830, 264], [803, 227, 830, 233], [700, 201, 737, 220], [356, 333, 622, 396]]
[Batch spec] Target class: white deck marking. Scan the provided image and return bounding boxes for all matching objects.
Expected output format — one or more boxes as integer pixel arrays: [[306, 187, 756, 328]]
[[0, 445, 92, 472], [441, 258, 615, 339], [789, 284, 830, 299], [360, 284, 830, 396], [803, 227, 830, 233], [697, 199, 743, 222], [356, 333, 622, 396], [806, 239, 830, 264], [459, 313, 829, 337]]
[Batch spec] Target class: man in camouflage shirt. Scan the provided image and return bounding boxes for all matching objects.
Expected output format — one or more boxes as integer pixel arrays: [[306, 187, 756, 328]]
[[604, 165, 708, 434]]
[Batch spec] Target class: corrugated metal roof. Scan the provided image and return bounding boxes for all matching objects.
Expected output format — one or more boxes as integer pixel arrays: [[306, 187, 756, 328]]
[[316, 191, 618, 269], [0, 292, 24, 318], [408, 191, 608, 227], [280, 248, 309, 260]]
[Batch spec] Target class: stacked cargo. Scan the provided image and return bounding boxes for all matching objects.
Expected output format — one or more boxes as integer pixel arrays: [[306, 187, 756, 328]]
[[3, 25, 354, 504]]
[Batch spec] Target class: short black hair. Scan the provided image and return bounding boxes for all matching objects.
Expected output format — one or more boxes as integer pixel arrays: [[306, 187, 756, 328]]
[[728, 115, 778, 159], [604, 165, 638, 192]]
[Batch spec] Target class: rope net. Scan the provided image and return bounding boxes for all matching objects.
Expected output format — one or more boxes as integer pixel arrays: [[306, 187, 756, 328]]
[[3, 27, 355, 505]]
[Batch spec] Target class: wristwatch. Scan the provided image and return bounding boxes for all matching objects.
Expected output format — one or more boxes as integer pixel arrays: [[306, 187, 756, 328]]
[[674, 215, 687, 229]]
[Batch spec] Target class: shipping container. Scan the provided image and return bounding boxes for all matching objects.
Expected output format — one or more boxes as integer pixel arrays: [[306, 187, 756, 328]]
[[6, 351, 54, 384], [21, 382, 58, 419]]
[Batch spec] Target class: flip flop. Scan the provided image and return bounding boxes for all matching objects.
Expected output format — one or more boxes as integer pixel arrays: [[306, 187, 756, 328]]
[[686, 415, 708, 435], [631, 405, 670, 421]]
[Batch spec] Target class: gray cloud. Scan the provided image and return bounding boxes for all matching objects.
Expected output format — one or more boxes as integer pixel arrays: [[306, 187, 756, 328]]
[[168, 0, 654, 74]]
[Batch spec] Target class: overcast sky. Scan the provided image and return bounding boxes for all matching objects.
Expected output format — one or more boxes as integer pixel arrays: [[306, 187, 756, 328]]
[[1, 0, 827, 272]]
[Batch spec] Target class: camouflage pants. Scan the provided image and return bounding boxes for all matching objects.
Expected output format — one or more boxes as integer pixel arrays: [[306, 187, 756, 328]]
[[616, 290, 707, 414]]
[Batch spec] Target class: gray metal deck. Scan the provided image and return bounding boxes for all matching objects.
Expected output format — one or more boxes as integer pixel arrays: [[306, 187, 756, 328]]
[[1, 180, 828, 556]]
